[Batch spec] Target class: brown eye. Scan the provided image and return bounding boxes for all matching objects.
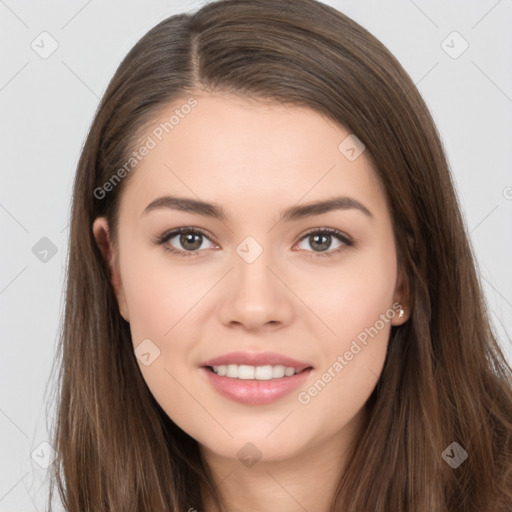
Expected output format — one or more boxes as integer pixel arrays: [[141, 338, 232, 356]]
[[296, 228, 353, 257], [178, 232, 204, 251], [155, 228, 216, 257], [308, 233, 333, 252]]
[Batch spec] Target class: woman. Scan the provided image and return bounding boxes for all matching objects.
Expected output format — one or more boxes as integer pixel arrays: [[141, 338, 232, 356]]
[[50, 0, 512, 510]]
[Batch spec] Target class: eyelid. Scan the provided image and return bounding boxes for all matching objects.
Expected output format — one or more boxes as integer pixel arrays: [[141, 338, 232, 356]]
[[298, 226, 352, 243], [155, 226, 215, 243]]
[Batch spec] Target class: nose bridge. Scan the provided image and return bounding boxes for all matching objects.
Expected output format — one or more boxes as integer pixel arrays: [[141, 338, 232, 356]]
[[218, 234, 294, 329], [235, 234, 268, 270], [233, 235, 278, 299]]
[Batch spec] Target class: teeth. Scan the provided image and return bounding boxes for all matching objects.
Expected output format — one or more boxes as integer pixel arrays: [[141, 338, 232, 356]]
[[211, 364, 302, 380]]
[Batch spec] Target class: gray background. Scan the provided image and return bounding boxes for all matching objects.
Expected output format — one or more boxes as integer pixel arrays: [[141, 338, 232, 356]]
[[1, 0, 511, 509]]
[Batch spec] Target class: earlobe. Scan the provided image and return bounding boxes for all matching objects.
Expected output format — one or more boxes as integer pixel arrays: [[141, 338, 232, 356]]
[[391, 264, 410, 325], [92, 217, 130, 322]]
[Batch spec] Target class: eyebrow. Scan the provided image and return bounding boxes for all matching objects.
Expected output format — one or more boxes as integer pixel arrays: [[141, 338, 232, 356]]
[[142, 194, 373, 221]]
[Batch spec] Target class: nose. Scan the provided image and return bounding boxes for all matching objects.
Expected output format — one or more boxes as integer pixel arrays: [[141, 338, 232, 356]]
[[218, 246, 295, 332]]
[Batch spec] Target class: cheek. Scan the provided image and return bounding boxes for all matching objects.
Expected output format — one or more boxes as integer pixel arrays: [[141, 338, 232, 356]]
[[120, 242, 211, 344], [295, 260, 395, 424], [119, 243, 214, 415], [291, 237, 397, 411], [292, 241, 397, 343], [119, 245, 208, 427]]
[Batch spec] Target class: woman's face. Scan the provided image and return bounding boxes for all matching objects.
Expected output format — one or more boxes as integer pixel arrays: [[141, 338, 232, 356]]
[[94, 92, 408, 466]]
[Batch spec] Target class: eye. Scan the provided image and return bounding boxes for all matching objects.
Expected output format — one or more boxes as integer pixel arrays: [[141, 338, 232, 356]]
[[154, 228, 217, 257], [295, 228, 353, 258], [154, 227, 353, 259]]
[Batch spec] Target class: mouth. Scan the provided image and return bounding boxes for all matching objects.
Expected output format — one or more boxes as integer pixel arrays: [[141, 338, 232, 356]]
[[200, 354, 314, 405], [200, 351, 314, 404]]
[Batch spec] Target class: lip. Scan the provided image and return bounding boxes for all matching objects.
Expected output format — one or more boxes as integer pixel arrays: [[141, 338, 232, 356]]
[[200, 351, 314, 405], [201, 366, 313, 405], [201, 351, 312, 372]]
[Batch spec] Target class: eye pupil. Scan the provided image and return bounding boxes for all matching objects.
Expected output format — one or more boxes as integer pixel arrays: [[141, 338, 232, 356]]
[[180, 232, 202, 250], [310, 234, 331, 251]]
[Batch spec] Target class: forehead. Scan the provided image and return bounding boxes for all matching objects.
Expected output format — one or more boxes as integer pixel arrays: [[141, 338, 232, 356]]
[[118, 93, 387, 220]]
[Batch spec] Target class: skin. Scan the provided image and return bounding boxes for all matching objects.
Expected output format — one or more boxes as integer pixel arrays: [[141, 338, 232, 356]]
[[93, 92, 409, 512]]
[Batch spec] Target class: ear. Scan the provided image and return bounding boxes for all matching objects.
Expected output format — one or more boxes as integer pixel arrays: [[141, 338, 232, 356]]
[[391, 263, 410, 326], [92, 217, 129, 322]]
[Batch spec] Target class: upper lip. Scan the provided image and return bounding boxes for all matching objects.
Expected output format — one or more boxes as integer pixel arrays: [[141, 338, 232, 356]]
[[201, 351, 312, 371]]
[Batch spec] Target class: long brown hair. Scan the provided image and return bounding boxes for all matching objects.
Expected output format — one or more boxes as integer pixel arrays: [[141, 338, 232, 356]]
[[50, 0, 512, 510]]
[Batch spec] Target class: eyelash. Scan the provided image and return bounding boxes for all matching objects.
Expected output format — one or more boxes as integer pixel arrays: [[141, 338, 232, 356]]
[[153, 227, 354, 259]]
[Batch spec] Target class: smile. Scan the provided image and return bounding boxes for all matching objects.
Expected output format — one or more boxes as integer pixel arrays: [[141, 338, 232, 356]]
[[202, 366, 313, 405], [209, 364, 304, 380]]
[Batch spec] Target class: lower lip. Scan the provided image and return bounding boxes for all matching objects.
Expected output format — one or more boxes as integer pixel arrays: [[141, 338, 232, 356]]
[[201, 367, 313, 405]]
